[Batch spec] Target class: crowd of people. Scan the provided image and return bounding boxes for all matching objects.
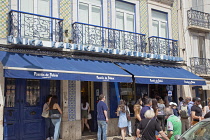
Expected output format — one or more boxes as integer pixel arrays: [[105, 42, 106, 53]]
[[96, 94, 210, 140]]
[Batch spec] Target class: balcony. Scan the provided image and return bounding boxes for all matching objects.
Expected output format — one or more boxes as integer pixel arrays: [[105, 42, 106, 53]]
[[187, 8, 210, 32], [148, 36, 178, 57], [72, 22, 146, 52], [190, 57, 210, 75], [9, 10, 63, 42]]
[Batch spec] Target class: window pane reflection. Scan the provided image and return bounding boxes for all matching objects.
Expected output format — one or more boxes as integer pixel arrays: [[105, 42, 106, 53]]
[[26, 80, 40, 106], [5, 78, 16, 107], [50, 80, 57, 95]]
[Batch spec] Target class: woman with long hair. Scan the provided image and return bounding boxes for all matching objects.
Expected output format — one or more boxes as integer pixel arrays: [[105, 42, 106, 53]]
[[49, 95, 62, 140], [81, 99, 91, 133], [42, 95, 54, 140], [116, 99, 128, 140], [157, 98, 165, 131], [133, 98, 142, 138]]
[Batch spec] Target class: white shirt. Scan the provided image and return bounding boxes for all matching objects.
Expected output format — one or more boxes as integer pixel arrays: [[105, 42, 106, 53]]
[[81, 102, 89, 110]]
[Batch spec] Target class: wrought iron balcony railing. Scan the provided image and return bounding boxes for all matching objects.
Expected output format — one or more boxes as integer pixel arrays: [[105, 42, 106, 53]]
[[148, 36, 178, 56], [187, 8, 210, 29], [190, 57, 210, 75], [72, 22, 146, 52], [9, 10, 63, 42]]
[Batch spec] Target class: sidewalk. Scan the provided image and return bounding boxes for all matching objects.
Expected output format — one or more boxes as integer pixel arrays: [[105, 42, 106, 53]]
[[82, 135, 134, 140]]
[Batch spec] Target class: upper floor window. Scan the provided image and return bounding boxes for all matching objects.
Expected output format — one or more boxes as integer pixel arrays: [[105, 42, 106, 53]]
[[20, 0, 50, 16], [152, 10, 168, 38], [192, 0, 204, 12], [78, 0, 102, 26], [115, 0, 135, 32], [192, 35, 206, 58]]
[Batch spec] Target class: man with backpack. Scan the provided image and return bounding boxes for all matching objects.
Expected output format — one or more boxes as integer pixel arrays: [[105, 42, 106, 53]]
[[179, 101, 190, 133]]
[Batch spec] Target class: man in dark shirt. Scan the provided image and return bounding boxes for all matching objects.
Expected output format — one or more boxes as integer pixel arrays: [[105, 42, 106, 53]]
[[191, 97, 203, 125], [97, 94, 108, 140], [140, 98, 152, 119]]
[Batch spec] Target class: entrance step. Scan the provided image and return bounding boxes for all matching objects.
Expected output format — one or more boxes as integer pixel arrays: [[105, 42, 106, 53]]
[[81, 134, 97, 140]]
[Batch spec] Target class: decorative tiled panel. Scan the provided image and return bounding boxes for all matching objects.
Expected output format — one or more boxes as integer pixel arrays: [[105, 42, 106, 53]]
[[0, 0, 9, 39], [140, 0, 148, 40], [60, 0, 72, 41], [171, 0, 178, 40], [68, 80, 76, 121]]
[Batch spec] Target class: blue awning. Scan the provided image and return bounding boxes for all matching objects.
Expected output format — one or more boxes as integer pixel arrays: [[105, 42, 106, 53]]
[[117, 63, 206, 85], [0, 51, 132, 82]]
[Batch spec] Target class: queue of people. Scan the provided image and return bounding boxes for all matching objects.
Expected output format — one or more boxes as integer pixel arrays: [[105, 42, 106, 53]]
[[42, 94, 210, 140], [111, 96, 210, 140]]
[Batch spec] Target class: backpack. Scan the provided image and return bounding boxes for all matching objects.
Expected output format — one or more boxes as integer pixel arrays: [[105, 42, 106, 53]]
[[180, 105, 189, 118]]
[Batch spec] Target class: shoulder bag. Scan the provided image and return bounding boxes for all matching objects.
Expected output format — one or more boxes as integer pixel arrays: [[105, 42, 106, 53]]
[[126, 106, 131, 121], [49, 109, 61, 119], [138, 119, 152, 140], [41, 103, 49, 118]]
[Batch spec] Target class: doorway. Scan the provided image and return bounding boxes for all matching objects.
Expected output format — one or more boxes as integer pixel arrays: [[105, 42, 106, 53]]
[[149, 84, 177, 103], [3, 78, 60, 140], [81, 81, 102, 136]]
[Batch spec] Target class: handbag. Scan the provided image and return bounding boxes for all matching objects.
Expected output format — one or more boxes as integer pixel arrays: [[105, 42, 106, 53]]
[[88, 113, 92, 120], [49, 109, 61, 119], [126, 106, 131, 121], [138, 119, 152, 140], [41, 110, 49, 118]]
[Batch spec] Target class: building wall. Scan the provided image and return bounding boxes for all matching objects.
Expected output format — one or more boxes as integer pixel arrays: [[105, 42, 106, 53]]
[[0, 0, 181, 139], [0, 0, 9, 44], [171, 0, 179, 40], [60, 0, 72, 42]]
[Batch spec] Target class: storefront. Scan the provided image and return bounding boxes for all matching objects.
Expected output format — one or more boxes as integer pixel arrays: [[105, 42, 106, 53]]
[[0, 50, 206, 139]]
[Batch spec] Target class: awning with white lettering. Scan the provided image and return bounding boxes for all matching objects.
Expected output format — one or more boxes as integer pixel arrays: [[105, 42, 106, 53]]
[[117, 63, 206, 85], [0, 51, 132, 82]]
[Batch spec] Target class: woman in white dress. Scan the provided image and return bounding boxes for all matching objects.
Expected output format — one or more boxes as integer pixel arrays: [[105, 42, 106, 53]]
[[117, 100, 128, 140]]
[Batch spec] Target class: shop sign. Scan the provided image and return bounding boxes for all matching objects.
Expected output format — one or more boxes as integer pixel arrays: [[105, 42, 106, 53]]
[[184, 80, 195, 85], [96, 76, 115, 81], [33, 72, 59, 78], [149, 79, 163, 84], [168, 91, 172, 97]]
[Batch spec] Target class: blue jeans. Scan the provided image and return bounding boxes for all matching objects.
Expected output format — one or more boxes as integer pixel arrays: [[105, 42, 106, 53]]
[[97, 120, 107, 140], [51, 118, 61, 140], [45, 118, 54, 138]]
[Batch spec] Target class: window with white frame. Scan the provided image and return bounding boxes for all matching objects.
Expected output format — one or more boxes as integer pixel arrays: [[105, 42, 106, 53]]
[[20, 0, 50, 16], [192, 0, 204, 12], [115, 0, 135, 32], [152, 10, 168, 38], [192, 35, 206, 58], [78, 0, 102, 26]]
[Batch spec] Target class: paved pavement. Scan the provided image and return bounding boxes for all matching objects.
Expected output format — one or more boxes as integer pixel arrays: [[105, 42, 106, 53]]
[[82, 135, 134, 140]]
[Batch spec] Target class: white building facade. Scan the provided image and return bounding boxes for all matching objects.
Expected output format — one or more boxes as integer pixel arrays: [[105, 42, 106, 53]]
[[178, 0, 210, 105], [0, 0, 206, 140]]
